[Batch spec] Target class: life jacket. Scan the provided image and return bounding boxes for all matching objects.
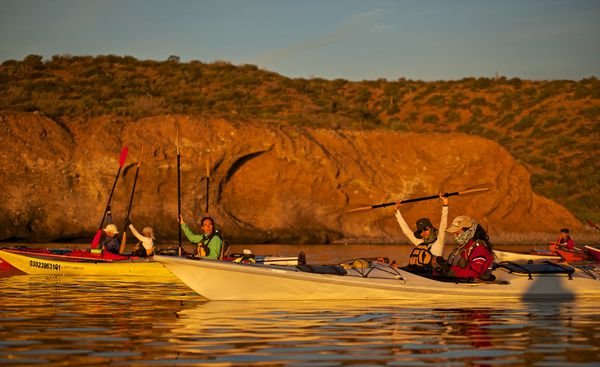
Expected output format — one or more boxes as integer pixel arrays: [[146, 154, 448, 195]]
[[408, 244, 434, 267], [196, 234, 215, 257], [447, 239, 494, 279], [131, 241, 148, 257], [408, 230, 437, 267]]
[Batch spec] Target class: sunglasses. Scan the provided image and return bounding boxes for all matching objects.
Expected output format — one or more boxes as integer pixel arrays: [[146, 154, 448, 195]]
[[421, 227, 430, 232]]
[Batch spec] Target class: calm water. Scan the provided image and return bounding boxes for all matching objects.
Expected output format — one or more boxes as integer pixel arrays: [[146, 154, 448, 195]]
[[1, 243, 599, 366]]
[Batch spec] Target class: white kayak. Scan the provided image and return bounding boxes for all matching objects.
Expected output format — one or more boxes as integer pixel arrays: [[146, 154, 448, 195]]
[[154, 256, 600, 301], [494, 249, 562, 262]]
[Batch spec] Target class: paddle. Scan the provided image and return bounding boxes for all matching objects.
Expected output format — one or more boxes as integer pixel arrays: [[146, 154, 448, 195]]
[[91, 146, 129, 248], [205, 160, 210, 215], [177, 125, 183, 256], [587, 219, 600, 232], [119, 146, 144, 254], [346, 184, 493, 213]]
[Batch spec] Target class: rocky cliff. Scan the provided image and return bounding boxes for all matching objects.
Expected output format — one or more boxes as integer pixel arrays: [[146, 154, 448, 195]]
[[0, 112, 583, 244]]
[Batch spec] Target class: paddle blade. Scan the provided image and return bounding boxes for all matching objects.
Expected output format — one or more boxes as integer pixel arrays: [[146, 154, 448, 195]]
[[119, 146, 129, 167], [91, 229, 102, 249], [457, 183, 494, 196], [346, 205, 377, 214], [119, 232, 127, 254], [137, 146, 144, 167]]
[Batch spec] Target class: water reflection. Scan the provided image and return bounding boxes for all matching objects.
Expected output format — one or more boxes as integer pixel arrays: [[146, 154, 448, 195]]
[[166, 299, 600, 366], [0, 271, 599, 366]]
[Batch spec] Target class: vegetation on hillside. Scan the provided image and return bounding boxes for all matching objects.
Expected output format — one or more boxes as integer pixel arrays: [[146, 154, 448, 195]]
[[1, 54, 599, 223]]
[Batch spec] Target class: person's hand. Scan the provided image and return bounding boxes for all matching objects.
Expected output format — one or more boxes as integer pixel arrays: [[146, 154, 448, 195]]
[[439, 193, 448, 206], [432, 256, 447, 272], [395, 201, 403, 210], [178, 215, 185, 225]]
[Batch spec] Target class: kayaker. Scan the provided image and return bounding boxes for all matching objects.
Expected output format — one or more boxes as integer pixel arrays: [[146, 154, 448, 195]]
[[128, 223, 155, 257], [179, 215, 223, 259], [556, 228, 576, 250], [395, 193, 448, 271], [100, 223, 121, 254], [436, 215, 494, 280]]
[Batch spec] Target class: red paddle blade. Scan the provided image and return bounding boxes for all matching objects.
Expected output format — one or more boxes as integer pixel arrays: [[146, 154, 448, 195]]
[[119, 146, 129, 167], [91, 229, 102, 249]]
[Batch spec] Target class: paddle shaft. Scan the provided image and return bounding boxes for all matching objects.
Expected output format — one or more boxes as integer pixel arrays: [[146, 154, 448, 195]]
[[177, 126, 182, 256], [205, 160, 210, 214], [96, 167, 123, 228], [587, 219, 600, 231], [91, 147, 128, 248], [371, 192, 454, 209], [346, 185, 492, 213], [120, 148, 143, 254]]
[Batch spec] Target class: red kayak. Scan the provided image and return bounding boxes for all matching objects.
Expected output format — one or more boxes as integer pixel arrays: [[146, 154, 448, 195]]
[[549, 244, 591, 262], [0, 247, 140, 262]]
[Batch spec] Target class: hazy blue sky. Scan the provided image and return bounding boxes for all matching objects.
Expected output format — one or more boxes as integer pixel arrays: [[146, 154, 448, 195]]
[[1, 0, 599, 81]]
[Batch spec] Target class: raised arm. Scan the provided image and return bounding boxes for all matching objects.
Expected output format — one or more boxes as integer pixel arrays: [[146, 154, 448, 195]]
[[394, 203, 420, 245], [430, 194, 449, 257]]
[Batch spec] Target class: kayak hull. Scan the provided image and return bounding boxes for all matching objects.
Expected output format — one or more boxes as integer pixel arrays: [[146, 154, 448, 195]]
[[585, 246, 600, 261], [494, 249, 561, 262], [0, 249, 172, 277], [154, 255, 600, 301]]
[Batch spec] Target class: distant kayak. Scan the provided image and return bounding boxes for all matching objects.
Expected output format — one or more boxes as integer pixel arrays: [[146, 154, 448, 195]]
[[0, 248, 172, 277], [584, 245, 600, 262], [494, 249, 561, 262], [549, 243, 591, 263], [154, 255, 600, 301], [0, 247, 302, 277], [497, 244, 599, 264]]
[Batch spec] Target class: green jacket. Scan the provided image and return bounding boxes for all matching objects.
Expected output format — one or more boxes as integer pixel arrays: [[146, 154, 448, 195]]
[[180, 223, 223, 259]]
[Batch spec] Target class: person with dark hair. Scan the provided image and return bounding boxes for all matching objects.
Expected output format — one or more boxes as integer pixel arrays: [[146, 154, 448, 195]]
[[179, 214, 223, 259], [437, 215, 494, 280], [556, 228, 575, 250], [395, 194, 449, 270]]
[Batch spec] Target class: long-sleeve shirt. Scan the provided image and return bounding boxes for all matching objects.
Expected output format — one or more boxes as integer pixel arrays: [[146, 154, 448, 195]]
[[181, 223, 223, 260], [128, 224, 155, 255], [395, 205, 448, 257], [557, 237, 575, 250]]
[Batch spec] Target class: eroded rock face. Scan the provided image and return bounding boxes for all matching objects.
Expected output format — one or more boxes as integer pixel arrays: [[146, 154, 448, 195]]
[[0, 112, 582, 243]]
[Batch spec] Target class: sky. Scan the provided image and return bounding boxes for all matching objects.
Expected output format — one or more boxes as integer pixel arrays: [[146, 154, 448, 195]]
[[1, 0, 599, 81]]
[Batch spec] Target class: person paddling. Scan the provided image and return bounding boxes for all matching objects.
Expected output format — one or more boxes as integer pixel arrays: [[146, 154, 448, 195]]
[[555, 228, 576, 250], [179, 214, 223, 259], [127, 222, 155, 257], [436, 215, 494, 280], [395, 193, 448, 271], [100, 224, 121, 254], [99, 206, 121, 254]]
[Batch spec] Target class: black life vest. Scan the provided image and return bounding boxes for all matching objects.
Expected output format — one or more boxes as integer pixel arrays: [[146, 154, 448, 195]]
[[196, 234, 214, 257]]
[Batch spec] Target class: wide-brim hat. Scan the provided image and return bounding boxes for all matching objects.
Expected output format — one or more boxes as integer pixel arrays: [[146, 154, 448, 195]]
[[103, 223, 119, 235], [414, 218, 433, 239]]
